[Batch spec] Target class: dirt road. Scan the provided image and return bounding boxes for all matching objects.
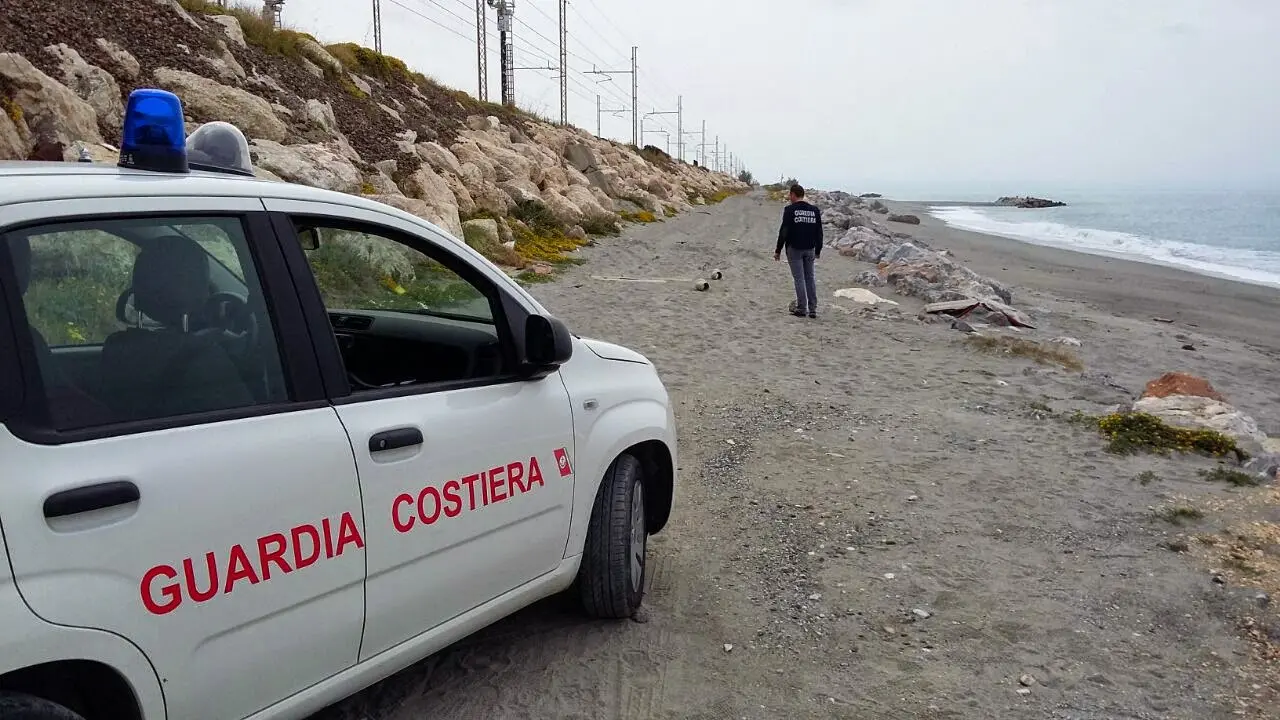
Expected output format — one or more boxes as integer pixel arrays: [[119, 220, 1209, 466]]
[[314, 193, 1277, 720]]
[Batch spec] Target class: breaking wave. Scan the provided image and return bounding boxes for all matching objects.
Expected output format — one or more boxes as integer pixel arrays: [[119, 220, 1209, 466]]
[[928, 205, 1280, 288]]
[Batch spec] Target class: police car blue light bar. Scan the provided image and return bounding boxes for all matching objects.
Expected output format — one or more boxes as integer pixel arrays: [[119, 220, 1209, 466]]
[[118, 88, 189, 174]]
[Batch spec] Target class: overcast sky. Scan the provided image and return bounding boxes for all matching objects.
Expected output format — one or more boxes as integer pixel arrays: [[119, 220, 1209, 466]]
[[286, 0, 1280, 196]]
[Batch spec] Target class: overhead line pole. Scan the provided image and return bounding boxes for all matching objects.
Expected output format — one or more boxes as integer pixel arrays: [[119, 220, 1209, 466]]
[[475, 0, 488, 102], [585, 46, 639, 146], [557, 0, 568, 124], [371, 0, 383, 53], [596, 95, 627, 137], [488, 0, 516, 107]]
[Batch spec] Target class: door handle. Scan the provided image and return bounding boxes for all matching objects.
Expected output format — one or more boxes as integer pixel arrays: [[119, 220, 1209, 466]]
[[43, 481, 140, 519], [369, 427, 423, 453]]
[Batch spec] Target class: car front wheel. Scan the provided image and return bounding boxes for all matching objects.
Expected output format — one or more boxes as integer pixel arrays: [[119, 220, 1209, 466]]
[[0, 694, 85, 720], [579, 453, 647, 618]]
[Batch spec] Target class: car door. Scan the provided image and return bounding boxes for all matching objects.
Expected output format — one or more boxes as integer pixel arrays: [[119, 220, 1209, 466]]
[[0, 197, 367, 720], [263, 198, 577, 659]]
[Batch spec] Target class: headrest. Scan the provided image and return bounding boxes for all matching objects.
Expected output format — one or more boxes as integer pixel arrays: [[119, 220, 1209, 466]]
[[131, 237, 210, 328], [9, 237, 31, 295]]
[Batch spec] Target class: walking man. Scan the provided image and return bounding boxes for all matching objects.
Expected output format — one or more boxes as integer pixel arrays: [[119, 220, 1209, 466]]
[[774, 183, 823, 318]]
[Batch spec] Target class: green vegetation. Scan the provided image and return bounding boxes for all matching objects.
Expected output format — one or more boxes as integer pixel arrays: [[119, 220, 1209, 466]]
[[304, 231, 484, 314], [325, 42, 413, 84], [461, 222, 521, 268], [514, 269, 557, 285], [1154, 505, 1205, 525], [663, 205, 678, 218], [638, 145, 675, 170], [1134, 470, 1160, 486], [1199, 466, 1263, 487], [619, 210, 658, 224], [359, 181, 377, 195], [2, 94, 22, 126], [581, 216, 621, 236], [737, 169, 755, 185], [178, 0, 319, 61], [964, 335, 1083, 371], [706, 189, 740, 204], [1096, 412, 1246, 460], [510, 199, 560, 236]]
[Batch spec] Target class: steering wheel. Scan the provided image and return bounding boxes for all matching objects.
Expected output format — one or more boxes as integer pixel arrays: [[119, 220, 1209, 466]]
[[203, 291, 260, 350]]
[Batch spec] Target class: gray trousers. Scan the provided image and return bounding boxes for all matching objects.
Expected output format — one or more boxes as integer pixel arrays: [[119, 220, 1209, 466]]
[[786, 246, 817, 313]]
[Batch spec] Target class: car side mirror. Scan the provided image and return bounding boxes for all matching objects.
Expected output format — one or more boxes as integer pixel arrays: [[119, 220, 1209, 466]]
[[522, 314, 573, 376]]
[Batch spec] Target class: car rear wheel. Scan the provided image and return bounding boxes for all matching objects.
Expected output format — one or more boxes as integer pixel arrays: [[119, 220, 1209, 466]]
[[579, 453, 647, 619], [0, 694, 85, 720]]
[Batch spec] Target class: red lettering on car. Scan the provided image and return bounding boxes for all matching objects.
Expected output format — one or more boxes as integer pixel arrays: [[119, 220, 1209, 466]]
[[138, 512, 365, 615], [507, 461, 526, 493], [223, 544, 261, 594], [417, 485, 442, 525], [257, 533, 292, 581], [489, 465, 507, 503], [292, 524, 321, 570], [140, 564, 181, 616], [527, 456, 544, 489], [392, 493, 415, 533], [183, 553, 219, 603], [390, 451, 562, 536], [442, 480, 463, 518]]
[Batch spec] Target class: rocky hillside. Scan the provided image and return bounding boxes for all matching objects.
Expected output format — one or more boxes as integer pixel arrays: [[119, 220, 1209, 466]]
[[0, 0, 746, 273]]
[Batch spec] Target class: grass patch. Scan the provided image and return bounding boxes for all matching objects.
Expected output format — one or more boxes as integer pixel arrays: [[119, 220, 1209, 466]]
[[706, 189, 739, 204], [461, 222, 522, 267], [1097, 412, 1246, 459], [2, 94, 22, 126], [325, 42, 413, 84], [766, 187, 787, 202], [1200, 466, 1264, 487], [619, 210, 658, 224], [1154, 505, 1205, 525], [359, 182, 377, 195], [178, 0, 318, 60], [511, 223, 586, 265], [510, 200, 563, 237], [581, 216, 620, 236], [965, 335, 1083, 371], [663, 205, 678, 218], [1135, 470, 1160, 486], [638, 145, 675, 170], [514, 269, 557, 285]]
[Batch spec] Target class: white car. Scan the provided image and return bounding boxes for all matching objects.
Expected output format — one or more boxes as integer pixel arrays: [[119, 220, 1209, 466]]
[[0, 91, 676, 720]]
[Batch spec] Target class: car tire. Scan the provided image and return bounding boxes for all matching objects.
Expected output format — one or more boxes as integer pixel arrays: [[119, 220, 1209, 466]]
[[0, 694, 85, 720], [579, 453, 647, 619]]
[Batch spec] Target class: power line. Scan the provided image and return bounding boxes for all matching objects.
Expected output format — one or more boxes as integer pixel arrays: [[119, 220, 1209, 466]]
[[385, 0, 474, 43]]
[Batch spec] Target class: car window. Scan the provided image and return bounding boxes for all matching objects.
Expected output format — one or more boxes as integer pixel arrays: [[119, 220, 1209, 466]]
[[292, 219, 510, 392], [174, 222, 246, 282], [6, 215, 289, 431], [303, 226, 494, 324]]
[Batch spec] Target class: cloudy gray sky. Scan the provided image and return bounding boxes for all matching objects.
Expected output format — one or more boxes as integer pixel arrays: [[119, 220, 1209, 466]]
[[287, 0, 1280, 195]]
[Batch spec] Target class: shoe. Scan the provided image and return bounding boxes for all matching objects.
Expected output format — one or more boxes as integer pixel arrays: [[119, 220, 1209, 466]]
[[790, 308, 807, 317], [808, 312, 817, 319]]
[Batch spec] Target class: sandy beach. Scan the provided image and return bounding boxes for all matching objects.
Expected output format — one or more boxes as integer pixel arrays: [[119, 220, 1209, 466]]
[[314, 191, 1279, 720]]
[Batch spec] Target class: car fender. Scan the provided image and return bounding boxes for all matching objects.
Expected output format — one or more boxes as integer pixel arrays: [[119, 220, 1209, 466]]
[[1, 530, 165, 718], [563, 397, 675, 558]]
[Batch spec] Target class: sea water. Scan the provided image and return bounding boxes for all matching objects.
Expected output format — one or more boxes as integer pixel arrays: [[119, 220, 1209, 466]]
[[922, 191, 1280, 289]]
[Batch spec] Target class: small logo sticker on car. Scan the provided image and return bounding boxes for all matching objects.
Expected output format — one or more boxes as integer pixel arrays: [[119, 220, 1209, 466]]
[[554, 448, 573, 477]]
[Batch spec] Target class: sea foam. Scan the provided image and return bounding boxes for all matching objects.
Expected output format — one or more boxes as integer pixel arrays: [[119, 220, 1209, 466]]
[[929, 205, 1280, 288]]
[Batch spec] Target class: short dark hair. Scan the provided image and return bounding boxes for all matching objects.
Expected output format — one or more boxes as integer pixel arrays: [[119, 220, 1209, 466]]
[[789, 183, 805, 198]]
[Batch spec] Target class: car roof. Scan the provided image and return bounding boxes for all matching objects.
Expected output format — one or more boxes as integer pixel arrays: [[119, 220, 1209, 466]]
[[0, 161, 466, 251]]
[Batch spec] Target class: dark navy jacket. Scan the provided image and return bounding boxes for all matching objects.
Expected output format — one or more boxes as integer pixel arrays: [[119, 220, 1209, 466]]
[[775, 201, 823, 257]]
